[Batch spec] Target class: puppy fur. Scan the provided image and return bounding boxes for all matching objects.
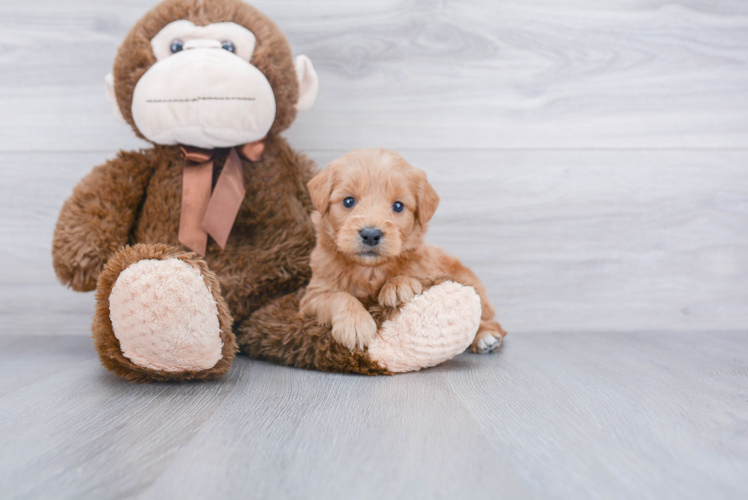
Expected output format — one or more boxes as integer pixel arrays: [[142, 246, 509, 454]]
[[300, 148, 506, 354]]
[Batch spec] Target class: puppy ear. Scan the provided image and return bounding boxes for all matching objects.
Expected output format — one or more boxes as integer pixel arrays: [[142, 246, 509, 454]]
[[307, 167, 334, 214], [414, 170, 440, 226]]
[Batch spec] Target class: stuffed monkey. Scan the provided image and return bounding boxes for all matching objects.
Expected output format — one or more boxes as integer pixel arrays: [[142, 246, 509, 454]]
[[52, 0, 483, 382]]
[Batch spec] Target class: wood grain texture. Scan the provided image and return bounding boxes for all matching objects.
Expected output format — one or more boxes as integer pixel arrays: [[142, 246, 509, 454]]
[[0, 333, 746, 499], [4, 150, 746, 335], [1, 0, 748, 151]]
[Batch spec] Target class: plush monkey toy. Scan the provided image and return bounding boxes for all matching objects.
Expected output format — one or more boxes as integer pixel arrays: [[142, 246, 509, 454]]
[[52, 0, 483, 382]]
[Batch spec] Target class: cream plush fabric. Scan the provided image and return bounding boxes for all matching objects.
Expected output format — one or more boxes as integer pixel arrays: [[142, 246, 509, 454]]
[[294, 55, 318, 112], [131, 46, 276, 149], [368, 281, 481, 373], [149, 21, 258, 62], [109, 258, 224, 372], [131, 20, 275, 149]]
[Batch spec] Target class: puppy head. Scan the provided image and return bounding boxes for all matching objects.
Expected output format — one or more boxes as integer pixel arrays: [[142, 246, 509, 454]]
[[307, 148, 439, 267]]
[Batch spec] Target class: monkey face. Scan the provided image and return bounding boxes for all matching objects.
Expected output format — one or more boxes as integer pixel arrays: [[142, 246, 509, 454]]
[[107, 0, 318, 149], [131, 20, 276, 149]]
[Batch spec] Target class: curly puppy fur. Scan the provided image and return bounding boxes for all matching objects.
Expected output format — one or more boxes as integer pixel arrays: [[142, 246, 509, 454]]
[[53, 0, 389, 381], [300, 149, 507, 353]]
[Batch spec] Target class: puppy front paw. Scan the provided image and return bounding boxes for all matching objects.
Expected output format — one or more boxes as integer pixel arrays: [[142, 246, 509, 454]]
[[378, 276, 423, 308], [331, 307, 378, 351]]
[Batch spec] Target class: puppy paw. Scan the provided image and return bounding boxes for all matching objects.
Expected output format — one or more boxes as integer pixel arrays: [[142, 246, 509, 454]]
[[470, 331, 503, 354], [378, 276, 423, 308], [331, 307, 378, 351]]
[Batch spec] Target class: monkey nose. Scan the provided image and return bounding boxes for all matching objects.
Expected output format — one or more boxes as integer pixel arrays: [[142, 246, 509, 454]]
[[183, 39, 222, 50]]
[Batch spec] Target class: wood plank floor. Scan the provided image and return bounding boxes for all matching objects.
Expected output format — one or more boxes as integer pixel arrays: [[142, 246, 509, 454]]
[[1, 333, 746, 500]]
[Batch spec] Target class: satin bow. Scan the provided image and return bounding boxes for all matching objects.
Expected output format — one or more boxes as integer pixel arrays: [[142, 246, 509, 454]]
[[178, 139, 265, 256]]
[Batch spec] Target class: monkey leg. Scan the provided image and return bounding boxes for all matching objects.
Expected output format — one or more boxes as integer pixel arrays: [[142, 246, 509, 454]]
[[235, 289, 391, 375], [235, 279, 481, 375], [92, 244, 237, 383]]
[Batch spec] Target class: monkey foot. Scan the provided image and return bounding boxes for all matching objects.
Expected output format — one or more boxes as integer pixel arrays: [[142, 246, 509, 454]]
[[367, 281, 481, 373], [93, 244, 236, 382], [109, 258, 223, 372]]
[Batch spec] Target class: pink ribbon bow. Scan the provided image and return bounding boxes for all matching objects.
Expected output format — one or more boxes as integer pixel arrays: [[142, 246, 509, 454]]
[[178, 138, 265, 256]]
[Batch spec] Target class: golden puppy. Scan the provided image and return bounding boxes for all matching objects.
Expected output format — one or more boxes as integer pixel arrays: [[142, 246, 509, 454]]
[[300, 148, 506, 354]]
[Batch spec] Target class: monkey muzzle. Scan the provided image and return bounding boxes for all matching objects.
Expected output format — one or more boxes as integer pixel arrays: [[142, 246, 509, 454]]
[[131, 44, 276, 150]]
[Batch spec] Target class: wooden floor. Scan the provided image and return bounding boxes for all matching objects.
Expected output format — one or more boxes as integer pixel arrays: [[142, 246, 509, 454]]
[[1, 0, 748, 498], [1, 332, 747, 499]]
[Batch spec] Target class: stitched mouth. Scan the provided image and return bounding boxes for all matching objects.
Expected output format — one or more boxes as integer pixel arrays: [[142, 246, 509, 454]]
[[145, 97, 255, 103]]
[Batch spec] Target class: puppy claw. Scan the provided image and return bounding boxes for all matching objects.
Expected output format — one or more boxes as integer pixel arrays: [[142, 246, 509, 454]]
[[471, 333, 503, 354], [378, 276, 423, 308], [331, 309, 378, 351]]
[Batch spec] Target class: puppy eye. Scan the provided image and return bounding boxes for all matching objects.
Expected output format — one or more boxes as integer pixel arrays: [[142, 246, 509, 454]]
[[170, 40, 184, 53], [221, 41, 235, 53], [343, 197, 355, 208], [392, 201, 405, 213]]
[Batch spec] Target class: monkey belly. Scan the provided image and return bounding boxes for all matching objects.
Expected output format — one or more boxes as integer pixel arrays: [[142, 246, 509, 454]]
[[129, 139, 316, 326]]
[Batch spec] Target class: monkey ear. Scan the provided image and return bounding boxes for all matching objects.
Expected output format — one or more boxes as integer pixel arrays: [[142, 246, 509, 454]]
[[307, 166, 334, 214], [414, 170, 440, 226], [294, 55, 319, 112], [104, 73, 126, 123]]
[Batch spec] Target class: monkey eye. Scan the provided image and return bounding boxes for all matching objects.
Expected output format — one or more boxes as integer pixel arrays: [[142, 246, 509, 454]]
[[170, 40, 184, 53], [221, 41, 235, 53], [393, 201, 404, 213], [343, 197, 355, 208]]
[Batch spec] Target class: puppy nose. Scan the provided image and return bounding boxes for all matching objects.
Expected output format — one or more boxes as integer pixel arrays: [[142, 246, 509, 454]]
[[360, 227, 383, 246]]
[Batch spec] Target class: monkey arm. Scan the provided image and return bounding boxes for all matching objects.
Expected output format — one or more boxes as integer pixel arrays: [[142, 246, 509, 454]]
[[52, 151, 155, 292]]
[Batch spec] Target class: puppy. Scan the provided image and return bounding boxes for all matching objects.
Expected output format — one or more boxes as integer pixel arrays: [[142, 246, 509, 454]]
[[300, 148, 506, 354]]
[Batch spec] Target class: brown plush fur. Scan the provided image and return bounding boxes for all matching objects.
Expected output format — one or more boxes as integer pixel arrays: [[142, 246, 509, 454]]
[[113, 0, 299, 139], [236, 289, 391, 375], [300, 149, 507, 353], [52, 0, 382, 381]]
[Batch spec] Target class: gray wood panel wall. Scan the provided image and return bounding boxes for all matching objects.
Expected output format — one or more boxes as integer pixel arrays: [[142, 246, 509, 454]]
[[1, 0, 746, 335]]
